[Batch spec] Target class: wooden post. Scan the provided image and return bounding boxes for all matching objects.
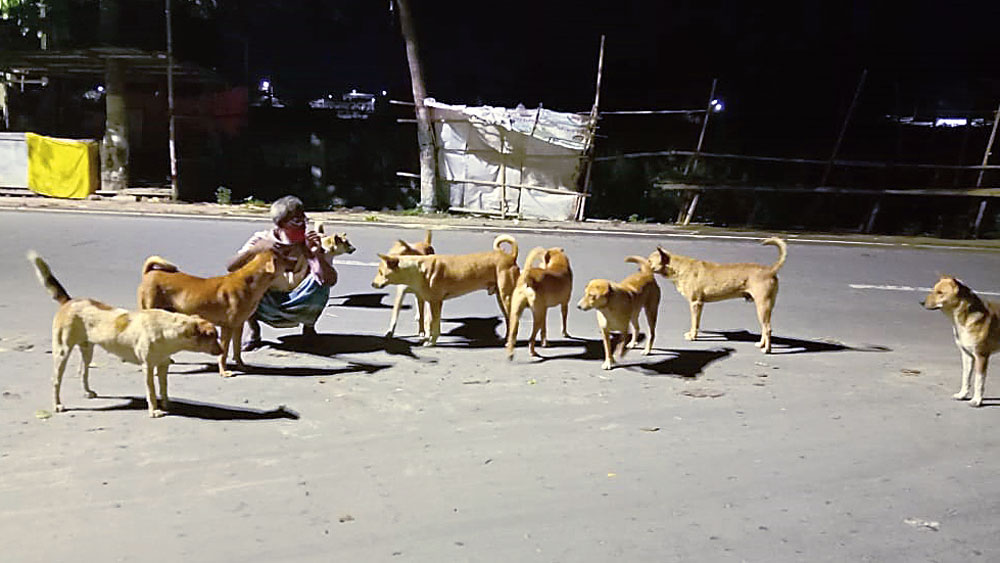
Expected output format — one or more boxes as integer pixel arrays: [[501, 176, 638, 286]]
[[499, 127, 508, 219], [821, 69, 867, 186], [395, 0, 440, 210], [972, 199, 988, 238], [165, 0, 179, 200], [976, 102, 1000, 187], [575, 34, 605, 221], [684, 78, 718, 176]]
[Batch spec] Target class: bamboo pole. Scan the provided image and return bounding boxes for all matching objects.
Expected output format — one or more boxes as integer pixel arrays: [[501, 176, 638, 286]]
[[821, 69, 867, 186], [976, 102, 1000, 187], [683, 78, 718, 176], [575, 34, 605, 221]]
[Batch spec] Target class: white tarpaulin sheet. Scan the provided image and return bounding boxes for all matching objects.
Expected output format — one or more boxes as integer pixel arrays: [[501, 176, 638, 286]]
[[426, 99, 592, 221], [0, 132, 28, 188]]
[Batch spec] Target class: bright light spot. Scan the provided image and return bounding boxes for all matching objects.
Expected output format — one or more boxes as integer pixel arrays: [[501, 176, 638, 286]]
[[381, 90, 387, 96], [96, 85, 105, 92], [711, 99, 724, 112], [258, 79, 271, 91], [935, 117, 967, 128]]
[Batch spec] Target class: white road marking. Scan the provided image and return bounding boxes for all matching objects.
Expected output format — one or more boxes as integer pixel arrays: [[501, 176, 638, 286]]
[[850, 283, 1000, 296], [333, 259, 379, 267]]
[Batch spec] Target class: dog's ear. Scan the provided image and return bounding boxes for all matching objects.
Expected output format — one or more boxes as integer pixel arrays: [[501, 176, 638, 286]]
[[378, 254, 399, 269], [397, 240, 415, 252], [656, 246, 670, 264]]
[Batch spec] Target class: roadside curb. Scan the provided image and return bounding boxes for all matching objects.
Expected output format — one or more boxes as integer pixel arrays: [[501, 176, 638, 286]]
[[2, 195, 999, 252]]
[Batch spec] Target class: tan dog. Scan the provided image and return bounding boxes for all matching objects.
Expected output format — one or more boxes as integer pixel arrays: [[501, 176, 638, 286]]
[[576, 256, 660, 370], [382, 230, 435, 338], [28, 251, 222, 418], [648, 237, 787, 354], [316, 222, 357, 258], [922, 275, 1000, 407], [371, 234, 519, 346], [136, 250, 289, 377], [506, 246, 573, 359]]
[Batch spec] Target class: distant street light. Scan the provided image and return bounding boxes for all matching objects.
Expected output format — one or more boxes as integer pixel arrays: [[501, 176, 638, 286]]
[[711, 99, 724, 113]]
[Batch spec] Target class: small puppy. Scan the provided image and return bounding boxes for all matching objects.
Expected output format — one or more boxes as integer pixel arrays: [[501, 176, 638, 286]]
[[382, 230, 435, 338], [371, 234, 519, 346], [315, 222, 357, 258], [577, 256, 660, 370], [922, 275, 1000, 407], [137, 250, 289, 377], [28, 251, 222, 418], [506, 246, 573, 359], [648, 237, 787, 353]]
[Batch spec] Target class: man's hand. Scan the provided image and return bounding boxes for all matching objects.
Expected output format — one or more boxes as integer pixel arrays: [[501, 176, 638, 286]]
[[304, 230, 324, 257]]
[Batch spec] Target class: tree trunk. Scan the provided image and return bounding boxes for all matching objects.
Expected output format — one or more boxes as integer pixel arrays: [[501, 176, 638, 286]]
[[100, 58, 129, 191], [395, 0, 442, 210]]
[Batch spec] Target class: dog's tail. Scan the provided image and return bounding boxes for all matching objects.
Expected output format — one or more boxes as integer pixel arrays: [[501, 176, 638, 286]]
[[142, 255, 179, 275], [517, 247, 547, 286], [26, 250, 71, 304], [424, 229, 433, 246], [762, 237, 787, 273], [493, 234, 518, 260], [624, 255, 652, 275]]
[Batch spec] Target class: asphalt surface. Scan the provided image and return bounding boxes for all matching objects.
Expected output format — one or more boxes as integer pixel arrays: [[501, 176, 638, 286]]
[[0, 205, 998, 562]]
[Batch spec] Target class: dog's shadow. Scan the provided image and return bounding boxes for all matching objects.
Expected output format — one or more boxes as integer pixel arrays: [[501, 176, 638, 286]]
[[175, 359, 391, 377], [699, 330, 891, 354], [71, 396, 300, 420], [275, 334, 419, 359], [524, 336, 734, 378], [435, 317, 505, 348], [330, 292, 396, 310]]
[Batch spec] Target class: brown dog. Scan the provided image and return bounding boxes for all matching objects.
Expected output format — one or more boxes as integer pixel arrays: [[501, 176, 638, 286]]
[[577, 256, 660, 370], [648, 237, 787, 353], [506, 246, 573, 359], [371, 234, 519, 346], [382, 230, 435, 338], [136, 250, 289, 377], [28, 251, 222, 417], [922, 275, 1000, 407]]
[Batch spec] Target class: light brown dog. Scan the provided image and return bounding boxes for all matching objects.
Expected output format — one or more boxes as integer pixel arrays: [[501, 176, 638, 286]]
[[506, 246, 573, 359], [382, 230, 435, 337], [576, 256, 660, 370], [137, 250, 289, 377], [371, 234, 519, 346], [316, 222, 357, 258], [648, 237, 787, 354], [28, 251, 222, 418], [923, 275, 1000, 407]]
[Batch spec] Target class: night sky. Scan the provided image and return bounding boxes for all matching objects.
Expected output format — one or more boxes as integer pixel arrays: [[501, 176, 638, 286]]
[[227, 0, 999, 114]]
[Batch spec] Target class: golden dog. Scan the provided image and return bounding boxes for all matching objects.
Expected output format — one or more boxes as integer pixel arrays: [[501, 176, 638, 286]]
[[371, 234, 519, 346], [137, 250, 289, 377], [382, 230, 435, 338], [923, 275, 1000, 407], [506, 246, 573, 359], [28, 251, 222, 417], [648, 237, 787, 353], [577, 256, 660, 370]]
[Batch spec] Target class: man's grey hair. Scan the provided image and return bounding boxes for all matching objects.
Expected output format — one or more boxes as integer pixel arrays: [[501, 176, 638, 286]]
[[270, 195, 304, 225]]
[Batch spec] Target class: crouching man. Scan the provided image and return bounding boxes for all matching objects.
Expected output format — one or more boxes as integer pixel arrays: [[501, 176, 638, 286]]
[[227, 195, 338, 350]]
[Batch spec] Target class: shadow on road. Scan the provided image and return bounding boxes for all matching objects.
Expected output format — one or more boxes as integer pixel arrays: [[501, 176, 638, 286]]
[[330, 292, 395, 309], [72, 397, 300, 420], [176, 358, 390, 377], [277, 333, 418, 358], [518, 335, 734, 378], [699, 330, 891, 354]]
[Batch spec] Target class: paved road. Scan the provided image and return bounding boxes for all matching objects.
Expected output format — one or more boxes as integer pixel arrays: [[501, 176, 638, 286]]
[[1, 210, 998, 562]]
